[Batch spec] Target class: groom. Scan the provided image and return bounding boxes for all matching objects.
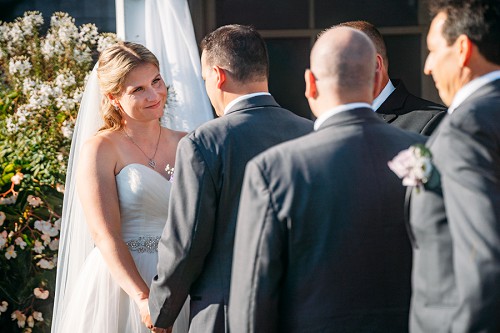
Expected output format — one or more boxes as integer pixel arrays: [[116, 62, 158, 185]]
[[148, 24, 313, 332]]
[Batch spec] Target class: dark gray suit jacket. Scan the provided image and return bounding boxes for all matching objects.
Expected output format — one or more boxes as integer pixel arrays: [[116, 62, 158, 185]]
[[377, 80, 446, 136], [229, 107, 425, 333], [409, 79, 500, 333], [149, 95, 313, 332]]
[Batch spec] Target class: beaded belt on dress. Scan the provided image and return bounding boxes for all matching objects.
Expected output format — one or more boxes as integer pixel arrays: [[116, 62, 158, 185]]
[[126, 236, 161, 253]]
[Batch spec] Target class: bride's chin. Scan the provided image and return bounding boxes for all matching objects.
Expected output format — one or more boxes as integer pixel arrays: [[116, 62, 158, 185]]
[[149, 105, 166, 118]]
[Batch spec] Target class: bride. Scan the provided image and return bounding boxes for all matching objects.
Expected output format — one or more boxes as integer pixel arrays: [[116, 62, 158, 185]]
[[52, 41, 185, 333], [51, 2, 212, 332]]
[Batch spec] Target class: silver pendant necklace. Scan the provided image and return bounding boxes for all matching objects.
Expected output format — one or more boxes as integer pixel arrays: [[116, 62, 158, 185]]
[[123, 125, 161, 169]]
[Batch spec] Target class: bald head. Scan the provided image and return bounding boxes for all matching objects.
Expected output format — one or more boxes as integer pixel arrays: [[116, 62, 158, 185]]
[[311, 27, 376, 97]]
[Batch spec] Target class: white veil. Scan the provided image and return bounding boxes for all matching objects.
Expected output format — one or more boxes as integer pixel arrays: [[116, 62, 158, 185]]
[[145, 0, 213, 131], [51, 67, 102, 332], [51, 1, 212, 331]]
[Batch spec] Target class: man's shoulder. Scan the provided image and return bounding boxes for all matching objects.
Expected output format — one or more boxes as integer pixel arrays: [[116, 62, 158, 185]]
[[184, 106, 312, 148], [380, 81, 446, 135], [403, 92, 446, 114], [249, 129, 315, 169], [449, 86, 500, 133], [250, 119, 425, 176], [181, 117, 228, 151], [385, 79, 446, 114], [385, 120, 427, 143], [459, 80, 500, 112]]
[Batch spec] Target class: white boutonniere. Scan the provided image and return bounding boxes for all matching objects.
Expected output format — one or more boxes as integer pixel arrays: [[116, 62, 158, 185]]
[[165, 164, 175, 183], [388, 143, 439, 192]]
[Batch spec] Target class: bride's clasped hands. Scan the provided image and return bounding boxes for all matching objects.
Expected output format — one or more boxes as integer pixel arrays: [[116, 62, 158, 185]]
[[138, 296, 171, 333]]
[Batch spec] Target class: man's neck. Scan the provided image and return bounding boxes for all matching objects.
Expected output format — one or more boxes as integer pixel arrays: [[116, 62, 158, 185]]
[[221, 80, 269, 113], [372, 79, 395, 111], [223, 91, 271, 115], [375, 75, 390, 98]]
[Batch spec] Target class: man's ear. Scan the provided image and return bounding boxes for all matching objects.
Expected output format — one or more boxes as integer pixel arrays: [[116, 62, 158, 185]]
[[373, 68, 381, 100], [304, 69, 318, 99], [214, 66, 226, 89], [375, 54, 384, 74], [373, 54, 384, 98], [457, 34, 473, 67]]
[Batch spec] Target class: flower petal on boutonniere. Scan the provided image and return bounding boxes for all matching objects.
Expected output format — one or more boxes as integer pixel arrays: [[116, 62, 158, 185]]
[[388, 143, 440, 192], [165, 164, 175, 183]]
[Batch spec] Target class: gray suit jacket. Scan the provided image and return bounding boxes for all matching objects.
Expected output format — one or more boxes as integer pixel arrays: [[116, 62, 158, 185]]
[[409, 79, 500, 333], [149, 95, 313, 332], [229, 107, 425, 333]]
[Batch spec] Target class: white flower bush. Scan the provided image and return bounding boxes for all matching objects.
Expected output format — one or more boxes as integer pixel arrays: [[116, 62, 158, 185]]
[[0, 11, 117, 332]]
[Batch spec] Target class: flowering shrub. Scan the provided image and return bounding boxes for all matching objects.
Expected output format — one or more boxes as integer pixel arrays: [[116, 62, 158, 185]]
[[0, 11, 117, 332]]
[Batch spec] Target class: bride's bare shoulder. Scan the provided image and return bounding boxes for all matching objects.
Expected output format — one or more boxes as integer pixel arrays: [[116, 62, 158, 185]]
[[162, 127, 188, 144], [80, 129, 122, 159]]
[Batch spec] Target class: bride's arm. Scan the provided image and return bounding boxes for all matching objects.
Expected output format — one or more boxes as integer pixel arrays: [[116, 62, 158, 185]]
[[76, 135, 150, 316]]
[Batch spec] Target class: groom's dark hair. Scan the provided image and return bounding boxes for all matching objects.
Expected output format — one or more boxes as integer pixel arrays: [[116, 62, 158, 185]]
[[201, 24, 269, 83]]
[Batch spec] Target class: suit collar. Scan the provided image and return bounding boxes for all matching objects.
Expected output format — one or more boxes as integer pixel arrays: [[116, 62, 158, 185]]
[[314, 103, 372, 130], [316, 107, 381, 131], [225, 94, 280, 115], [448, 72, 500, 114], [372, 79, 396, 111], [376, 79, 408, 116], [428, 78, 500, 148]]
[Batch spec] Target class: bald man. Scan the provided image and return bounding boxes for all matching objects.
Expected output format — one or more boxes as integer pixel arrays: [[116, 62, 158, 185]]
[[337, 21, 446, 136], [228, 27, 425, 333]]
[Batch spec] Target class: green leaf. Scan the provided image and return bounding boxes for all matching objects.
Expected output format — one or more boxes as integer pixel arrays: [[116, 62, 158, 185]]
[[1, 173, 14, 184], [56, 112, 67, 123], [3, 163, 15, 173], [7, 91, 18, 99]]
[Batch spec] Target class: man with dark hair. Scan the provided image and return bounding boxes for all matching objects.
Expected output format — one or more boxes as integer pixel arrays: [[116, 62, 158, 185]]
[[229, 26, 424, 333], [148, 24, 313, 332], [338, 20, 446, 135], [408, 0, 500, 332], [200, 25, 268, 85]]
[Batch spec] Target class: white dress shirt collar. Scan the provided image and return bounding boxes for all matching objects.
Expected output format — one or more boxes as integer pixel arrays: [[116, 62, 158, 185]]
[[223, 92, 271, 115], [448, 70, 500, 114], [314, 102, 372, 130], [372, 79, 396, 111]]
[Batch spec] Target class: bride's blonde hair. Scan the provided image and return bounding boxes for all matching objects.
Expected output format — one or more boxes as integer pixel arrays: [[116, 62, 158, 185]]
[[97, 41, 160, 131]]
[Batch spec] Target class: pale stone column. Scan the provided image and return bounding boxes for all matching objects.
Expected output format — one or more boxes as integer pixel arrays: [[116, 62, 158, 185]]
[[115, 0, 146, 44]]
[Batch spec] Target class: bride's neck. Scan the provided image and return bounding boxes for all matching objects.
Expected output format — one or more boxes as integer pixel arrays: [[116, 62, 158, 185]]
[[122, 120, 160, 138]]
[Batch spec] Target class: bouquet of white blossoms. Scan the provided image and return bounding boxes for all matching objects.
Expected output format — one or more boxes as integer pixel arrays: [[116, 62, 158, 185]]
[[0, 11, 117, 333]]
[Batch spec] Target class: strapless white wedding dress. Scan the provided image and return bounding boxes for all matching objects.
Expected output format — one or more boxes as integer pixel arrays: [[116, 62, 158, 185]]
[[56, 164, 188, 333]]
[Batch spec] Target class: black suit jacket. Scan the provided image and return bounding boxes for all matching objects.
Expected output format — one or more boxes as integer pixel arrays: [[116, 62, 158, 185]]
[[377, 80, 446, 136]]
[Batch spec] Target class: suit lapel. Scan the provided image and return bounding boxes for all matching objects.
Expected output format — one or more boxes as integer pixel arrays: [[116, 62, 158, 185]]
[[376, 80, 408, 118]]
